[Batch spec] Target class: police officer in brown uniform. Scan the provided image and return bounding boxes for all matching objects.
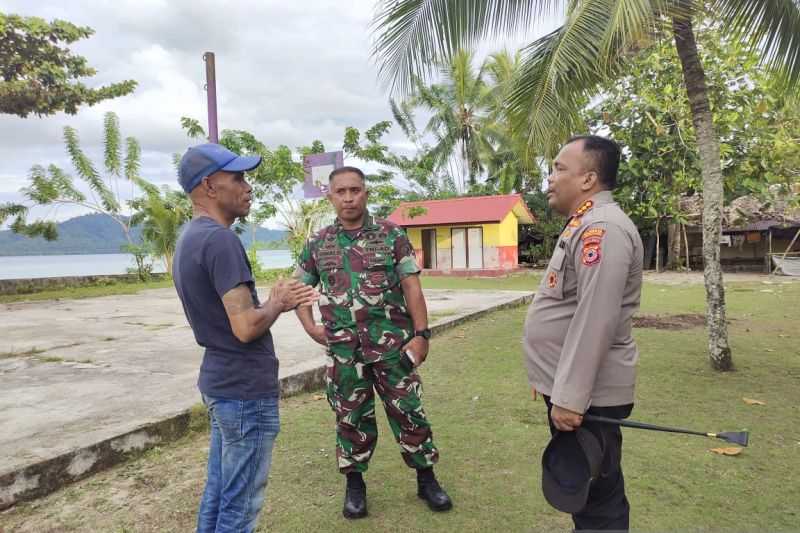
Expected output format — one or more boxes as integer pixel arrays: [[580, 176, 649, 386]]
[[523, 135, 643, 531]]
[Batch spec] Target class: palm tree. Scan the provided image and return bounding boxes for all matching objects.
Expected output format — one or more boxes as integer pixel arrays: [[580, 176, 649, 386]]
[[277, 198, 334, 261], [129, 185, 192, 275], [371, 0, 800, 371], [481, 50, 544, 193], [411, 49, 493, 191]]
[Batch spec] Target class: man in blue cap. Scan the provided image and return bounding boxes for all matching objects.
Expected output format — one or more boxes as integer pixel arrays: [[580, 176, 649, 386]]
[[173, 143, 318, 533]]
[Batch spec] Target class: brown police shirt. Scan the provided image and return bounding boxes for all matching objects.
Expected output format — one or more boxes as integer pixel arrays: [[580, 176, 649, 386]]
[[523, 190, 644, 412]]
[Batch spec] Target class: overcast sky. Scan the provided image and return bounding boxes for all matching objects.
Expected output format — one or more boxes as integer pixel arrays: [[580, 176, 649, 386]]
[[0, 0, 557, 228]]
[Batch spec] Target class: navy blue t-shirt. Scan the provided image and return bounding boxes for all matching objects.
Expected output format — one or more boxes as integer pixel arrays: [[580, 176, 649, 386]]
[[173, 217, 279, 399]]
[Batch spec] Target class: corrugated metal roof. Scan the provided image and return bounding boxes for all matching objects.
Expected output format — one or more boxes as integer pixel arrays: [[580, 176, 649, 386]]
[[724, 219, 800, 232]]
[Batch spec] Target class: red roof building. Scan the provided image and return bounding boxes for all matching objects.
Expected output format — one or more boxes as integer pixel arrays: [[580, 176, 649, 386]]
[[387, 194, 535, 276]]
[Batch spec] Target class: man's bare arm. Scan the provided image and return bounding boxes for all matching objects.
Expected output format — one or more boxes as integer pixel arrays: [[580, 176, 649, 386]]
[[295, 304, 317, 331], [400, 274, 429, 364], [295, 304, 327, 346], [223, 281, 318, 343]]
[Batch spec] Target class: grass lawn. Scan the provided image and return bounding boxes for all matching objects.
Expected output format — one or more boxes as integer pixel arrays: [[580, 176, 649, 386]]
[[2, 277, 799, 532], [0, 278, 174, 304], [0, 268, 298, 304]]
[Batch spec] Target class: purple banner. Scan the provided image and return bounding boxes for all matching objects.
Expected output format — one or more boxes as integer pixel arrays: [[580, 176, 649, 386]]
[[302, 151, 343, 199]]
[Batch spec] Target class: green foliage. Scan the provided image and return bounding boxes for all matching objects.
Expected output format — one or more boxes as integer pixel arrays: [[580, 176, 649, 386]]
[[246, 246, 269, 280], [346, 50, 544, 214], [0, 276, 174, 303], [520, 190, 565, 265], [280, 199, 334, 261], [64, 123, 119, 212], [412, 49, 492, 189], [244, 246, 293, 282], [179, 118, 312, 225], [405, 206, 428, 218], [0, 112, 154, 279], [225, 132, 302, 222], [0, 13, 136, 117], [586, 23, 800, 231], [128, 186, 192, 275], [180, 117, 206, 140], [254, 266, 294, 283], [179, 119, 334, 263], [372, 1, 800, 157], [122, 243, 153, 282], [1, 112, 143, 245], [343, 117, 455, 217], [480, 50, 545, 195]]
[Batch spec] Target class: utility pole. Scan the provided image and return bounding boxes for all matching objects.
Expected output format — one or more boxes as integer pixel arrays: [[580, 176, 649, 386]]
[[203, 52, 219, 143]]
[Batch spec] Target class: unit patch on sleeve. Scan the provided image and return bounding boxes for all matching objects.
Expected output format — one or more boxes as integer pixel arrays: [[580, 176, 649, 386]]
[[580, 227, 605, 267], [581, 239, 602, 266]]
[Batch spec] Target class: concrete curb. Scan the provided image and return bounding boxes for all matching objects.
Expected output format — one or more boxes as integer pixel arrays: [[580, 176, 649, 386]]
[[0, 292, 533, 510]]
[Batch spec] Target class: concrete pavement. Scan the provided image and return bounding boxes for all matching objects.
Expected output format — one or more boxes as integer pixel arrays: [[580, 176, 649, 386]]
[[0, 286, 533, 508]]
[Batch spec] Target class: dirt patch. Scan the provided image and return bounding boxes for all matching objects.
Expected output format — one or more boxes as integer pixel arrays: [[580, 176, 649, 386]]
[[633, 313, 706, 330]]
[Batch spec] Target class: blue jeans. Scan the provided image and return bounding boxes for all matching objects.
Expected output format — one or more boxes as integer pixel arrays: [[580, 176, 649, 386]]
[[197, 394, 280, 533]]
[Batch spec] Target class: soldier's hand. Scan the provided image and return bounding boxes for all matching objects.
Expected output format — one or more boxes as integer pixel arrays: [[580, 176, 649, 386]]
[[550, 404, 583, 432], [307, 324, 327, 346], [403, 336, 429, 367], [531, 387, 539, 401]]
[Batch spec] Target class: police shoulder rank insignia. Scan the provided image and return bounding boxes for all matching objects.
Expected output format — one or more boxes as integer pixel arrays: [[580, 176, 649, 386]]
[[574, 200, 594, 217], [580, 227, 605, 267], [547, 271, 558, 288]]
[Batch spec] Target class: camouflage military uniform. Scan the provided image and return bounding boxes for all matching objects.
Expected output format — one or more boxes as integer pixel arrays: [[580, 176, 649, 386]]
[[296, 215, 439, 473]]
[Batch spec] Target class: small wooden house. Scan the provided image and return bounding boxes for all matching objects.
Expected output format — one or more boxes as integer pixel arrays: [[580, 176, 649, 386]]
[[387, 194, 535, 276]]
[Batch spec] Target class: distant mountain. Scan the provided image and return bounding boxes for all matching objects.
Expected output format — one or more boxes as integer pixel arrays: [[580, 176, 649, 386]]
[[0, 213, 287, 256]]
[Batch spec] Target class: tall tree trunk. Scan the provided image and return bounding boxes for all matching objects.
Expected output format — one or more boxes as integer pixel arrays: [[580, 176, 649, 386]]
[[644, 233, 657, 270], [165, 251, 174, 278], [683, 223, 691, 271], [655, 217, 662, 273], [667, 222, 681, 270], [673, 13, 733, 371]]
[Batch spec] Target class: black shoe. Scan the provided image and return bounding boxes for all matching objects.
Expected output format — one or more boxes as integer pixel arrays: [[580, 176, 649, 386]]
[[343, 483, 368, 519], [417, 479, 453, 512]]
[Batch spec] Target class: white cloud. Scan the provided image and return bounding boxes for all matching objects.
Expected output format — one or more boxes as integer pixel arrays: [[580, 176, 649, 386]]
[[1, 0, 559, 228]]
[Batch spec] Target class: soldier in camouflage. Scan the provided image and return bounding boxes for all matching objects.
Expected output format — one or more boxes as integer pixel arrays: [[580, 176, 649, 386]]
[[295, 166, 453, 519]]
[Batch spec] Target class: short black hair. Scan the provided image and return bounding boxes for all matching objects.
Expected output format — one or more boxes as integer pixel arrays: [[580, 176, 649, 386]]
[[329, 166, 365, 182], [566, 135, 620, 190]]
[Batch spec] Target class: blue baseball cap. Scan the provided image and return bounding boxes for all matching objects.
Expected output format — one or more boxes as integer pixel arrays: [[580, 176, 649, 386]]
[[178, 143, 262, 193]]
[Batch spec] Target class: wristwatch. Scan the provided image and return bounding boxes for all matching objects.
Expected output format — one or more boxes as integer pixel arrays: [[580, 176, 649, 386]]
[[414, 328, 432, 340]]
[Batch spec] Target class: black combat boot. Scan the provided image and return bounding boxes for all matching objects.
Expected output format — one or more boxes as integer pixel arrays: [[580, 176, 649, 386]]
[[417, 468, 453, 512], [343, 472, 367, 519]]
